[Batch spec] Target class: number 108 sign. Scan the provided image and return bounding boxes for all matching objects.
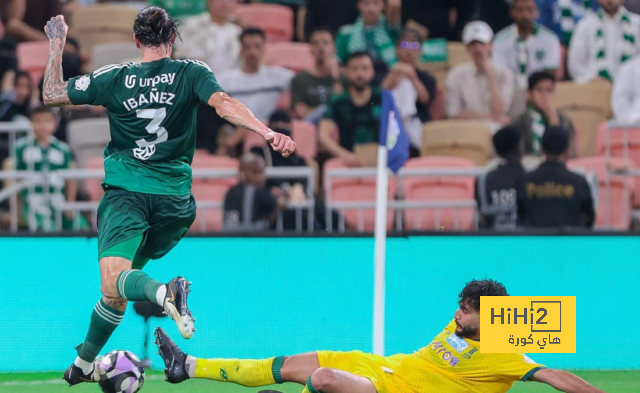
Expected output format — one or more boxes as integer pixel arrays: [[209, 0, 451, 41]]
[[480, 296, 576, 353]]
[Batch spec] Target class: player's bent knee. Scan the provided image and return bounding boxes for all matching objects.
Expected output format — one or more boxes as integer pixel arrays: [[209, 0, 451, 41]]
[[102, 296, 128, 312], [310, 368, 338, 391], [99, 256, 133, 298]]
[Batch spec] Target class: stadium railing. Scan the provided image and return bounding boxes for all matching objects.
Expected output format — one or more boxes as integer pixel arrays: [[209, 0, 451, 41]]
[[0, 117, 31, 159], [0, 167, 316, 233]]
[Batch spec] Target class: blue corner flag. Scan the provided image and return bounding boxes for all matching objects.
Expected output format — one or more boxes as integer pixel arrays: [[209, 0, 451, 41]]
[[379, 89, 410, 173]]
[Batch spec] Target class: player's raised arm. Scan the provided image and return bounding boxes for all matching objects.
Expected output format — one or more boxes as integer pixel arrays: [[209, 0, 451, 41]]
[[530, 368, 606, 393], [42, 15, 71, 107], [208, 92, 296, 157]]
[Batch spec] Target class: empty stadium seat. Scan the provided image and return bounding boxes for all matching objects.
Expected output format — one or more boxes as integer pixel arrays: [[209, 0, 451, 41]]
[[567, 157, 634, 230], [73, 5, 139, 56], [596, 122, 640, 205], [292, 120, 317, 160], [190, 154, 239, 232], [67, 118, 111, 169], [421, 120, 493, 166], [265, 43, 314, 72], [324, 158, 395, 232], [552, 81, 611, 157], [91, 42, 141, 71], [447, 42, 472, 68], [190, 182, 232, 233], [243, 131, 266, 153], [401, 157, 476, 231], [84, 156, 105, 202], [236, 4, 294, 43], [17, 41, 49, 85]]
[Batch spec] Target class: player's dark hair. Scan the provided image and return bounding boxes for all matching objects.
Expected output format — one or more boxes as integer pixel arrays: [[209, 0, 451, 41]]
[[240, 28, 266, 44], [458, 279, 508, 312], [30, 105, 54, 117], [345, 51, 373, 66], [397, 28, 424, 44], [542, 125, 570, 157], [133, 6, 180, 49], [309, 27, 334, 40], [528, 71, 555, 91], [493, 126, 521, 159], [269, 110, 292, 125]]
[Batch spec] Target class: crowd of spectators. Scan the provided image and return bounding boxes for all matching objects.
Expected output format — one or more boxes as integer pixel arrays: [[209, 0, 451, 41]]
[[1, 0, 638, 232]]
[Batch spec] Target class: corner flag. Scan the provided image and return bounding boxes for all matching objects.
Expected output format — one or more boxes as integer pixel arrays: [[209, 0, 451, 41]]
[[373, 89, 409, 356], [379, 89, 410, 173]]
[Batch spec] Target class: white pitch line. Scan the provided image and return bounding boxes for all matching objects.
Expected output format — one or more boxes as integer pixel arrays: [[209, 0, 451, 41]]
[[0, 374, 165, 387]]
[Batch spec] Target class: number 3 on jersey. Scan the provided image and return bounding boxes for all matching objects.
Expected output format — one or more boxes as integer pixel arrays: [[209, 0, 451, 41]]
[[133, 108, 168, 160]]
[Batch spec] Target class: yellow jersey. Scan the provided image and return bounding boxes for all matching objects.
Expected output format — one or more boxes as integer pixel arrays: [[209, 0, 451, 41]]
[[394, 319, 546, 392]]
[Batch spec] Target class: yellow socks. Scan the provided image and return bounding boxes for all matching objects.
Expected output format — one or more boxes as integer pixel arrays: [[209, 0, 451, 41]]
[[194, 356, 285, 386]]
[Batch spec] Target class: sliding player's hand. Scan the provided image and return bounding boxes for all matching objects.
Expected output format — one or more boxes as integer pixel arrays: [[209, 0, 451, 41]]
[[265, 131, 296, 157]]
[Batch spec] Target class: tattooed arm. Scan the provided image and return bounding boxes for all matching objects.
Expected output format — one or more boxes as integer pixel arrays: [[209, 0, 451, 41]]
[[43, 16, 71, 107]]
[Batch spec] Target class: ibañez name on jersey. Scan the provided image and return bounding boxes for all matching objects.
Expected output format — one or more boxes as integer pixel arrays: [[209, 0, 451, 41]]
[[122, 73, 177, 111]]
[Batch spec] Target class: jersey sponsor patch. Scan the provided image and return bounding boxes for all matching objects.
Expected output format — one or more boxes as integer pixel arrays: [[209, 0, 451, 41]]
[[446, 333, 470, 352], [75, 75, 91, 91]]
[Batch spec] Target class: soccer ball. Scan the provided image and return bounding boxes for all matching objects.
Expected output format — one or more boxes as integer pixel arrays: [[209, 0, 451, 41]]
[[98, 350, 146, 393]]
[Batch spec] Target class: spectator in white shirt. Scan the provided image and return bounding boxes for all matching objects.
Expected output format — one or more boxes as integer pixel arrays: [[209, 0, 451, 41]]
[[568, 0, 640, 84], [611, 55, 640, 122], [493, 0, 561, 90], [174, 0, 242, 74], [216, 28, 295, 152], [446, 21, 515, 127]]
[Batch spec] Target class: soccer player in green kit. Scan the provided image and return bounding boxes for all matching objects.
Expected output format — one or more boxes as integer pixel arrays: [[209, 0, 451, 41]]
[[42, 8, 295, 386]]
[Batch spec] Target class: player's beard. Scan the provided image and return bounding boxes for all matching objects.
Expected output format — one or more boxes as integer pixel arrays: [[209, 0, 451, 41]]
[[455, 323, 478, 339]]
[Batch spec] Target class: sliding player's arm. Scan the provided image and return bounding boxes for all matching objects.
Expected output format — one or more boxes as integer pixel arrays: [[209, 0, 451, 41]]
[[530, 368, 605, 393], [208, 92, 296, 157], [42, 15, 71, 107]]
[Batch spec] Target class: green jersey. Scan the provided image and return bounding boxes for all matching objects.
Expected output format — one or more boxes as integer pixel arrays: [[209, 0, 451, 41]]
[[15, 136, 87, 231], [67, 58, 224, 195]]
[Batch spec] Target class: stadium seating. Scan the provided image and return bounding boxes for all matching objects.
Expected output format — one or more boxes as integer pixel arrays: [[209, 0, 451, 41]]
[[552, 81, 611, 157], [421, 120, 493, 166], [91, 42, 141, 71], [17, 41, 49, 85], [235, 4, 294, 43], [401, 157, 476, 231], [243, 130, 266, 153], [265, 43, 314, 73], [67, 118, 111, 170], [84, 156, 105, 202], [190, 154, 239, 233], [292, 120, 317, 160], [324, 158, 395, 232], [447, 42, 472, 68], [596, 122, 640, 205], [72, 5, 139, 56], [567, 157, 634, 230]]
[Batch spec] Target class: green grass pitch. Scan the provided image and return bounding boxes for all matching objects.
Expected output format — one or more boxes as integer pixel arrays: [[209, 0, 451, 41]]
[[1, 370, 637, 392]]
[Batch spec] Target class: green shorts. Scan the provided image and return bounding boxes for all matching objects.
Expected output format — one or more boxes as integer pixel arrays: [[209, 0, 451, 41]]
[[97, 188, 196, 265]]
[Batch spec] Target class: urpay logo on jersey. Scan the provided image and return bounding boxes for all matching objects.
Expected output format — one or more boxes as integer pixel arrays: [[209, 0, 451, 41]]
[[480, 296, 576, 353]]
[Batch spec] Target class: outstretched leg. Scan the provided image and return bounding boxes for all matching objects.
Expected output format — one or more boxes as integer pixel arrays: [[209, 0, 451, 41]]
[[155, 328, 377, 393]]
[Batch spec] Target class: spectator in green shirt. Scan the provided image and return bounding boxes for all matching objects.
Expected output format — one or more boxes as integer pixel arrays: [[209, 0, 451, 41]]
[[319, 51, 382, 167], [335, 0, 401, 75], [148, 0, 207, 19]]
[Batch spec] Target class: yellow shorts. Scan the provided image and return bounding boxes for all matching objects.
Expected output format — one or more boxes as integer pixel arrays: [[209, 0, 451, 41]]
[[317, 351, 412, 393]]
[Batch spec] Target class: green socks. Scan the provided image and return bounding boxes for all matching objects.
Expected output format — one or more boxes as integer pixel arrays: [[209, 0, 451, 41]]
[[116, 269, 164, 303], [76, 299, 125, 362]]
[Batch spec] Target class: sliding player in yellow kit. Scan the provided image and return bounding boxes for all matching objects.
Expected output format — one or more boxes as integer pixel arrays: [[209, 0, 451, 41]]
[[155, 279, 604, 393]]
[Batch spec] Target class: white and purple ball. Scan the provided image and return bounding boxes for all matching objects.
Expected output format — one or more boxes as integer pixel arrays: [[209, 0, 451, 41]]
[[98, 350, 145, 393]]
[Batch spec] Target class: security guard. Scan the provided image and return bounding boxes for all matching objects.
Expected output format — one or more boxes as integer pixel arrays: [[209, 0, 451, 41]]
[[475, 126, 525, 230], [517, 126, 595, 228]]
